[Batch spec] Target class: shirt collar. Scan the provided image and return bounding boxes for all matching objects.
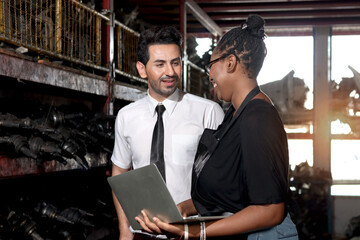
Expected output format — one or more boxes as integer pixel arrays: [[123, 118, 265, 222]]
[[147, 88, 180, 117]]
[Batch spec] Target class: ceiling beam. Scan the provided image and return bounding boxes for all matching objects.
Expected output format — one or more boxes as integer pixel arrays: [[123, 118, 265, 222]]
[[209, 9, 360, 21], [201, 1, 360, 13], [218, 17, 360, 29], [195, 0, 332, 2], [185, 0, 222, 36]]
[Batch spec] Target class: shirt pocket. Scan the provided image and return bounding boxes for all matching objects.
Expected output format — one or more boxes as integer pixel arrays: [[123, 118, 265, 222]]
[[171, 134, 200, 166]]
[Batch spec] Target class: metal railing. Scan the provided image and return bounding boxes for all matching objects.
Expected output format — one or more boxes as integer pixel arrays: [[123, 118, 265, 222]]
[[114, 20, 144, 83], [186, 61, 212, 98], [0, 0, 106, 71], [0, 0, 205, 90]]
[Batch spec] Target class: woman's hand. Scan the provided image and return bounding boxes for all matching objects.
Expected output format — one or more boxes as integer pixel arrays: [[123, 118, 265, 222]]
[[135, 210, 185, 237]]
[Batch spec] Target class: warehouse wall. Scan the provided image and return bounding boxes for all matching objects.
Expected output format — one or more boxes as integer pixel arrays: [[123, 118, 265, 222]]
[[333, 196, 360, 238]]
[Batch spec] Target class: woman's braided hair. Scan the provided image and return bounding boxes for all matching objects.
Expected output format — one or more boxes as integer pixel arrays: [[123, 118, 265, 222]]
[[216, 14, 267, 79]]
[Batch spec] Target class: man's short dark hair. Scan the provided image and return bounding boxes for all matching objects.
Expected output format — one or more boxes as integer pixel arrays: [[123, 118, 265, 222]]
[[137, 26, 182, 65]]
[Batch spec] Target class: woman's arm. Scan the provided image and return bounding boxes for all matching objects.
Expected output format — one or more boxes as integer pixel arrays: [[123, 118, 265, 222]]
[[136, 202, 284, 238], [205, 203, 284, 237], [177, 199, 197, 217]]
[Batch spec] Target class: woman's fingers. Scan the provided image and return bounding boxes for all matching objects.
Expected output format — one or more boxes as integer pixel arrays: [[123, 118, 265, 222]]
[[142, 211, 163, 233], [136, 211, 162, 234], [153, 218, 184, 236], [135, 216, 154, 233], [135, 211, 185, 238]]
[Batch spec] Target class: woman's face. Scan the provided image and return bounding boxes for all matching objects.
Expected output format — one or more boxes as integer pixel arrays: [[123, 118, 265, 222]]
[[208, 51, 234, 102]]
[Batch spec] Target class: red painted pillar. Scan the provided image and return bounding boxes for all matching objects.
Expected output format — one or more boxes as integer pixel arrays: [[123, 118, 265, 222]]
[[102, 0, 111, 67], [102, 0, 115, 115], [179, 0, 188, 92]]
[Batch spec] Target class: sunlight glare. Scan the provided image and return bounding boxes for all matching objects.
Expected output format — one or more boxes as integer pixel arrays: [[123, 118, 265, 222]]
[[331, 185, 360, 196], [331, 120, 352, 135], [288, 139, 313, 170], [195, 38, 212, 58], [349, 90, 357, 98], [285, 126, 309, 133], [331, 140, 360, 181]]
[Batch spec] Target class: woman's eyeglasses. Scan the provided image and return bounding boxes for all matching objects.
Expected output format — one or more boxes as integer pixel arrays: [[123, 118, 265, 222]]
[[204, 56, 227, 76]]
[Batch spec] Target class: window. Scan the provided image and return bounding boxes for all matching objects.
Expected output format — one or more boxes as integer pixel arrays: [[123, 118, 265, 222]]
[[258, 36, 314, 169], [330, 35, 360, 196], [288, 139, 313, 170]]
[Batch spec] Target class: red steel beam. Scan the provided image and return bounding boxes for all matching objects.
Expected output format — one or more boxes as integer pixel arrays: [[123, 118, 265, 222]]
[[209, 9, 360, 21], [201, 1, 360, 13], [195, 0, 332, 3]]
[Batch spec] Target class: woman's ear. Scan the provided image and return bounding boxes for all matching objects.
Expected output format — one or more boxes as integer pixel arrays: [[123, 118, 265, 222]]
[[226, 54, 238, 73], [136, 61, 148, 78]]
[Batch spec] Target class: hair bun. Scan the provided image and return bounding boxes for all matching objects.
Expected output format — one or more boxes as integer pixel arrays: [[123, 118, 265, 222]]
[[245, 14, 266, 39]]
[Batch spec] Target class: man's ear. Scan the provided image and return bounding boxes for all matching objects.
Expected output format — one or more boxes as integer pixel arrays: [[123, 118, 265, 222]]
[[226, 54, 238, 73], [136, 61, 148, 78]]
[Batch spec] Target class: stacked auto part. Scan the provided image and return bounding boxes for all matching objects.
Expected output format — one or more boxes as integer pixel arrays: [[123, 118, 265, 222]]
[[289, 162, 333, 240], [0, 165, 119, 239], [0, 100, 115, 174]]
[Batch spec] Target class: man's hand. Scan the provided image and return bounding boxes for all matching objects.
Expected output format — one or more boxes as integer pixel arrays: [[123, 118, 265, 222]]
[[176, 199, 197, 217]]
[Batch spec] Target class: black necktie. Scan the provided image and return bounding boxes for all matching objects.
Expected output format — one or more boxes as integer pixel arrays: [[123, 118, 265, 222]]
[[150, 104, 166, 181]]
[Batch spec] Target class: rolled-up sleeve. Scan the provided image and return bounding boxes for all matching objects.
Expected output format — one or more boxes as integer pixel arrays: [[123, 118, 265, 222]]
[[241, 106, 288, 205], [205, 103, 224, 130]]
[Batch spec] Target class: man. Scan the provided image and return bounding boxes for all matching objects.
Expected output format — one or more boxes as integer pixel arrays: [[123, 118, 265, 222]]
[[111, 26, 224, 240]]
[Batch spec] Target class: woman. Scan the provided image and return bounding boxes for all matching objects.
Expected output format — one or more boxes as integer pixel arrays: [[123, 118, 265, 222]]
[[136, 14, 298, 240]]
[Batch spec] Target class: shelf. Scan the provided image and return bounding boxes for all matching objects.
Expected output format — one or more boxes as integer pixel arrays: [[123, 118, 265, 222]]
[[0, 48, 148, 177], [0, 48, 146, 103], [0, 153, 109, 178], [113, 81, 147, 102]]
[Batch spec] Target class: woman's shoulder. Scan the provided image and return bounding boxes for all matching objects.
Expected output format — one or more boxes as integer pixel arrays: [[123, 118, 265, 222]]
[[239, 99, 282, 129], [244, 99, 277, 117]]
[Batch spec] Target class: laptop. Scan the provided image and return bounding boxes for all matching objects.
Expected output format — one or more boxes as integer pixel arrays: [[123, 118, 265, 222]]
[[108, 164, 226, 230]]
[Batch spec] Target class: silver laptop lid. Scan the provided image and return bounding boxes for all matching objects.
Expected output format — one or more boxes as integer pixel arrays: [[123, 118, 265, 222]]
[[107, 164, 183, 230]]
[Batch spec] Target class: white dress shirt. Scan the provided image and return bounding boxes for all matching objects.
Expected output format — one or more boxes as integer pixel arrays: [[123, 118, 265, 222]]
[[111, 88, 224, 204]]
